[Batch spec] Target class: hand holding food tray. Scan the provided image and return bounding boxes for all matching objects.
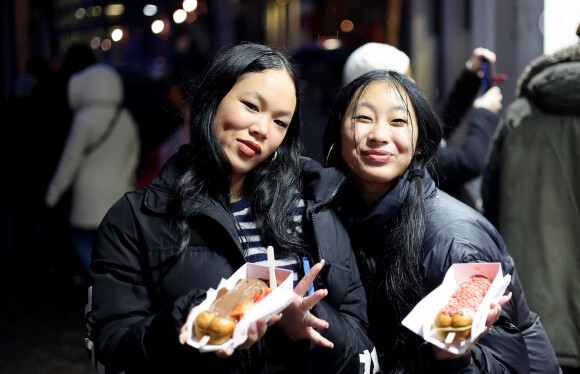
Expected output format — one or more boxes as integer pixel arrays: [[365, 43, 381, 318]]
[[181, 263, 296, 352], [402, 263, 511, 355]]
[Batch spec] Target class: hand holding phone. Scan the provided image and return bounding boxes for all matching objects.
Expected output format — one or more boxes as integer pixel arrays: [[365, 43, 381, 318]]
[[481, 58, 492, 92]]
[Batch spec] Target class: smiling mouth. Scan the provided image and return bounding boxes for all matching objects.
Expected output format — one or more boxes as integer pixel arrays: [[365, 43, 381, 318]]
[[362, 151, 392, 162], [238, 140, 262, 157]]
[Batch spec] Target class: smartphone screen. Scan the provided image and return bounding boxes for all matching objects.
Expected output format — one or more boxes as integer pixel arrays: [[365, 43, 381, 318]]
[[481, 58, 492, 92]]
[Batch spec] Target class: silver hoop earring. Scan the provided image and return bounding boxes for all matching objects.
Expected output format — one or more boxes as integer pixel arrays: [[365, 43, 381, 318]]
[[325, 143, 335, 167]]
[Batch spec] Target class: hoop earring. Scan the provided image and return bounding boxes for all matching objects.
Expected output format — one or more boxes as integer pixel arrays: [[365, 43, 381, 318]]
[[325, 143, 335, 167], [269, 150, 278, 162]]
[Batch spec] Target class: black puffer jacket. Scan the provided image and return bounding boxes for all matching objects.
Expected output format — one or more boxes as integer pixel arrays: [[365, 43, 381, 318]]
[[301, 158, 560, 373], [85, 151, 376, 374]]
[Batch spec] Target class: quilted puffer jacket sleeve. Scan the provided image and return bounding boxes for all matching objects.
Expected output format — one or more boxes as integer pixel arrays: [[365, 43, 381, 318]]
[[420, 191, 560, 374]]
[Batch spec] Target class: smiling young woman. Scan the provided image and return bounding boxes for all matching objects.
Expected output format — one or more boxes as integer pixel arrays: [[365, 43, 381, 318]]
[[339, 80, 420, 203], [319, 69, 560, 373], [213, 68, 296, 200]]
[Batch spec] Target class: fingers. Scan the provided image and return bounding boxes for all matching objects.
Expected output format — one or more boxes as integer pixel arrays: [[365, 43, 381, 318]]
[[302, 310, 329, 330], [266, 313, 283, 328], [475, 48, 496, 63], [302, 313, 333, 348], [305, 328, 334, 348], [179, 304, 201, 345], [215, 347, 234, 358], [484, 86, 501, 97], [486, 301, 502, 327], [294, 259, 324, 297], [236, 318, 267, 350], [179, 328, 189, 345], [301, 288, 328, 311], [213, 316, 278, 358], [486, 292, 512, 327], [474, 86, 503, 113], [467, 48, 496, 72], [498, 292, 513, 307]]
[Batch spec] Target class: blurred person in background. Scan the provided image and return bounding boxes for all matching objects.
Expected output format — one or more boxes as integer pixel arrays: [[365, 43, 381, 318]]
[[45, 63, 141, 283], [342, 43, 503, 211], [482, 24, 580, 374]]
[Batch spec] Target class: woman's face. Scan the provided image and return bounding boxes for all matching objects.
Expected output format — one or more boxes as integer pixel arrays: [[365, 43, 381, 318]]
[[215, 69, 296, 181], [340, 81, 419, 202]]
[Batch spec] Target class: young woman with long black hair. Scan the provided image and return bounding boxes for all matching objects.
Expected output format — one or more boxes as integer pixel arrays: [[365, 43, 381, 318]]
[[85, 43, 375, 374], [316, 69, 560, 373]]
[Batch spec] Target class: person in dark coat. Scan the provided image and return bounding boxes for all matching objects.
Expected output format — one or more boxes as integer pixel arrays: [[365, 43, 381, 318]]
[[482, 27, 580, 372], [321, 69, 560, 373], [85, 42, 376, 374]]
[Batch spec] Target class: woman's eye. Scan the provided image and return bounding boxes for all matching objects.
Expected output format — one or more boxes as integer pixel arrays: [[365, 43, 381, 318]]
[[390, 118, 408, 126], [274, 119, 289, 128], [243, 101, 258, 111], [354, 115, 372, 122]]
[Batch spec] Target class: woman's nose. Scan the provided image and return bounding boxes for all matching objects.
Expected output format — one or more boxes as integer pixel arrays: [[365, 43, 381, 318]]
[[249, 115, 269, 138], [368, 123, 389, 143]]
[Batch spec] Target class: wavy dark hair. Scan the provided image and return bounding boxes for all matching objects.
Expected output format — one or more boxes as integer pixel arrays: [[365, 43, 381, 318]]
[[323, 70, 442, 372], [169, 42, 307, 258]]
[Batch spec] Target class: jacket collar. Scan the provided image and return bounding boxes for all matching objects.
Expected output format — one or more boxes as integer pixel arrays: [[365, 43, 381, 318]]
[[338, 168, 436, 240], [300, 156, 348, 205]]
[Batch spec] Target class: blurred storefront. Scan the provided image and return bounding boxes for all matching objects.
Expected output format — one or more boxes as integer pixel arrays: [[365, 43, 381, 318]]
[[3, 0, 578, 109]]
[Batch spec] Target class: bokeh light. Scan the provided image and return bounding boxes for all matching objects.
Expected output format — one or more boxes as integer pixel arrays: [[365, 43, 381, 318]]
[[101, 39, 112, 51], [173, 9, 187, 24], [322, 38, 342, 50], [104, 4, 124, 17], [151, 20, 165, 34], [340, 20, 354, 32], [111, 28, 123, 42], [143, 4, 158, 16], [90, 37, 101, 50], [75, 8, 86, 19], [183, 0, 198, 12], [91, 6, 102, 17]]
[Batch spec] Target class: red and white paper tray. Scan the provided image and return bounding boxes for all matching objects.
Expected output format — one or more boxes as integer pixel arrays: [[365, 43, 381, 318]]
[[182, 263, 296, 352], [402, 263, 511, 355]]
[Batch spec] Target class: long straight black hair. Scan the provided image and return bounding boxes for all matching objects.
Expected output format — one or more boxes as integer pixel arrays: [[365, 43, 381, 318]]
[[169, 42, 307, 258], [324, 70, 443, 372]]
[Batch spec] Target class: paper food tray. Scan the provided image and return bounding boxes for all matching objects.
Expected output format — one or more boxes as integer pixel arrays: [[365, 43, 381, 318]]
[[183, 263, 296, 352], [402, 263, 511, 355]]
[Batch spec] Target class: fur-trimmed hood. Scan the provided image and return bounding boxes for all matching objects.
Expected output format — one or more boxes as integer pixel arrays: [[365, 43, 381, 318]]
[[515, 41, 580, 115]]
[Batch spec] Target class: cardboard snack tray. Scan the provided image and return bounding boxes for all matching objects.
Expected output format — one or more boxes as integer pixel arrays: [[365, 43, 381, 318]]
[[402, 262, 511, 355], [183, 263, 296, 352]]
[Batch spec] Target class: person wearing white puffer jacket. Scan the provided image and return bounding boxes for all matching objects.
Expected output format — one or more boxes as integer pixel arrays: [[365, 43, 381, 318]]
[[45, 63, 141, 276]]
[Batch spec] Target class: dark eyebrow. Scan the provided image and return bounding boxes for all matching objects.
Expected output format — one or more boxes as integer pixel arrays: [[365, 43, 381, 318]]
[[244, 91, 294, 118]]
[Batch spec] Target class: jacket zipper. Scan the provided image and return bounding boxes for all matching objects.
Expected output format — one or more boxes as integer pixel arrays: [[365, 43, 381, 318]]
[[307, 175, 348, 264]]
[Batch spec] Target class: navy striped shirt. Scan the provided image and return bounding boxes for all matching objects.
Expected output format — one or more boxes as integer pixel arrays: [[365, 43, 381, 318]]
[[231, 196, 303, 285]]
